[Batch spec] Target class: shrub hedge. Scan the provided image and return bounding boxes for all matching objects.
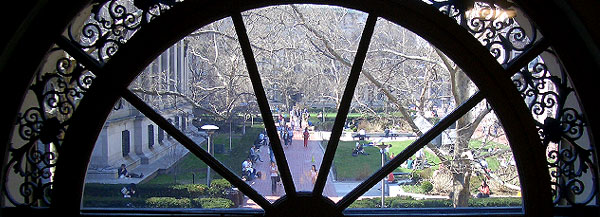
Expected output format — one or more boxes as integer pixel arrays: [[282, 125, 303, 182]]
[[146, 197, 192, 208], [82, 196, 147, 208], [208, 179, 232, 197], [83, 183, 209, 198], [349, 196, 522, 208], [193, 197, 235, 208], [83, 181, 234, 208], [420, 181, 433, 193]]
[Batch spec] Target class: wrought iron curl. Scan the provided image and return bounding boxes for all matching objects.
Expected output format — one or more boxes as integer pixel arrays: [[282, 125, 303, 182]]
[[427, 0, 538, 65], [17, 108, 45, 141], [514, 50, 595, 206], [4, 48, 89, 207], [5, 0, 182, 207], [68, 0, 178, 63], [561, 108, 584, 141]]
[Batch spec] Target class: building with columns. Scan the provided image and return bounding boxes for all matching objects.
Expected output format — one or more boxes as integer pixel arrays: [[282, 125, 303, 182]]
[[86, 41, 195, 182]]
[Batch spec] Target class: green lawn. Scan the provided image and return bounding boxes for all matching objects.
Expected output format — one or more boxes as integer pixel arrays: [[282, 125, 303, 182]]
[[146, 125, 264, 184], [325, 139, 432, 181], [329, 138, 509, 181], [327, 140, 383, 180], [148, 121, 509, 184]]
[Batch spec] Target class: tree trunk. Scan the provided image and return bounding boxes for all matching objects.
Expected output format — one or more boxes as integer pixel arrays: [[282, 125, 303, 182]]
[[452, 166, 472, 207], [242, 113, 247, 135]]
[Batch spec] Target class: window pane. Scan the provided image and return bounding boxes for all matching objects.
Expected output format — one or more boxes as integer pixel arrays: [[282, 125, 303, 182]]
[[125, 16, 286, 204], [242, 4, 368, 193], [83, 98, 262, 210], [323, 17, 479, 202], [346, 100, 523, 209], [122, 130, 131, 157], [423, 0, 542, 66]]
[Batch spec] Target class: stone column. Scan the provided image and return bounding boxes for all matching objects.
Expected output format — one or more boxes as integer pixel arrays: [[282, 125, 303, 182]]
[[133, 116, 149, 164]]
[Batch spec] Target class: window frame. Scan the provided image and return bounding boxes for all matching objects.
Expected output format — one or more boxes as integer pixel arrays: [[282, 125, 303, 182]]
[[52, 1, 550, 215], [4, 0, 597, 216], [122, 130, 131, 157]]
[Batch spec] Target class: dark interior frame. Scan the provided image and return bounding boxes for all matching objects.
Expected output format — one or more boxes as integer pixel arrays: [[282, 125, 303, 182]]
[[1, 0, 599, 216]]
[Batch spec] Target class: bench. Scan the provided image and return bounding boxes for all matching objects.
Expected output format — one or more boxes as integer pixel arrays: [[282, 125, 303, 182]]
[[392, 172, 417, 185], [351, 133, 369, 140], [350, 131, 413, 140]]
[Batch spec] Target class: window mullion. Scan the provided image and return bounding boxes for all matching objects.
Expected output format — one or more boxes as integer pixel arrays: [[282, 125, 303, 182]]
[[335, 91, 486, 211], [505, 37, 550, 75], [231, 11, 299, 196], [121, 90, 274, 211], [55, 36, 103, 73], [313, 14, 379, 196]]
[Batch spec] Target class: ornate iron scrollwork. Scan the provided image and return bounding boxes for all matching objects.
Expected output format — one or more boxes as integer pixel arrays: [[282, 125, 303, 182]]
[[512, 50, 596, 206], [4, 0, 183, 207], [5, 0, 595, 211], [68, 0, 178, 63], [4, 0, 182, 208], [4, 48, 95, 207], [426, 0, 539, 66]]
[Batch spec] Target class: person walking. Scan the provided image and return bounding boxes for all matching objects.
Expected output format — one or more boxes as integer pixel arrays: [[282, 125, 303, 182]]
[[287, 126, 294, 146], [283, 128, 289, 147], [303, 127, 310, 148], [309, 165, 318, 185], [270, 161, 279, 195]]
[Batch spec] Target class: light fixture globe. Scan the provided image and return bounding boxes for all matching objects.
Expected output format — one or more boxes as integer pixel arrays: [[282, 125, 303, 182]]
[[201, 124, 219, 134]]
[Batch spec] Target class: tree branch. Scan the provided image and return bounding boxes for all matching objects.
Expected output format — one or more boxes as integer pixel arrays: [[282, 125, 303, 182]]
[[291, 4, 448, 162], [129, 88, 226, 119]]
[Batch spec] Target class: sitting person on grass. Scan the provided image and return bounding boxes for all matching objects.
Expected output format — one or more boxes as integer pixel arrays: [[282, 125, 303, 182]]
[[476, 179, 491, 198], [121, 183, 137, 198]]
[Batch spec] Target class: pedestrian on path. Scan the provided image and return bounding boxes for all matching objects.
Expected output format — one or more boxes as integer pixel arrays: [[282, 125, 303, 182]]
[[270, 161, 279, 195], [283, 128, 289, 147], [310, 165, 318, 185], [287, 127, 294, 146], [303, 127, 310, 148]]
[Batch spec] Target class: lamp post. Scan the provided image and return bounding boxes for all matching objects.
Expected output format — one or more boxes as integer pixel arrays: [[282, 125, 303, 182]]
[[375, 142, 389, 208], [201, 124, 219, 185]]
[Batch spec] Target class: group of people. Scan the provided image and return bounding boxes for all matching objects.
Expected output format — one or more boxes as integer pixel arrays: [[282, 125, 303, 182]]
[[278, 110, 311, 149], [280, 125, 294, 147], [241, 108, 317, 195], [281, 107, 312, 132], [352, 142, 369, 157], [242, 157, 262, 182], [115, 164, 141, 199], [243, 130, 271, 182], [241, 130, 283, 195]]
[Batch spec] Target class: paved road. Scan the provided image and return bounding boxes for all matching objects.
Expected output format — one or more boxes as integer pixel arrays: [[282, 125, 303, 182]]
[[242, 130, 337, 208]]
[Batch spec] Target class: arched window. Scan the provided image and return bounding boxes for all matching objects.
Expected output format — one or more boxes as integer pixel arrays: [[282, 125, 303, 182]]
[[2, 1, 598, 217]]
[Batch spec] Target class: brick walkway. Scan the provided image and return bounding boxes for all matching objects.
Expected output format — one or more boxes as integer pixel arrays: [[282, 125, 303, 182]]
[[242, 130, 337, 208]]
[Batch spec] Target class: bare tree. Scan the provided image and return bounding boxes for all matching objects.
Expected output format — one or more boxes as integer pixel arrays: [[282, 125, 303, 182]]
[[284, 5, 514, 207], [130, 4, 520, 207]]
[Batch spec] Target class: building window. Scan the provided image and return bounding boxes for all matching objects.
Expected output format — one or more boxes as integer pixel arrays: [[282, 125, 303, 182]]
[[148, 125, 154, 149], [158, 127, 164, 145], [122, 130, 130, 157], [182, 116, 187, 132]]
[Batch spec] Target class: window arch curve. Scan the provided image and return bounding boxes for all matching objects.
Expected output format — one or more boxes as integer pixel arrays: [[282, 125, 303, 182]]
[[2, 0, 597, 217]]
